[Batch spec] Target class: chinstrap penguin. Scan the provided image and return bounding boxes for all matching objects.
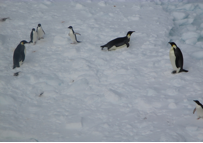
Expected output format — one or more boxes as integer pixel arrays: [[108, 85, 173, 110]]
[[13, 40, 29, 69], [30, 28, 38, 45], [101, 31, 135, 51], [193, 100, 203, 120], [168, 42, 188, 74], [36, 23, 45, 40], [68, 26, 81, 44]]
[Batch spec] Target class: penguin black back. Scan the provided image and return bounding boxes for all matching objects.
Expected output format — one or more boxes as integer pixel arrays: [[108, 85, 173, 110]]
[[101, 31, 134, 51]]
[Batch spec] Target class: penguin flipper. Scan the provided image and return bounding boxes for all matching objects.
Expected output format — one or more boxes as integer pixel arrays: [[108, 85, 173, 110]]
[[126, 43, 129, 48], [13, 62, 20, 69], [43, 29, 45, 34], [193, 108, 196, 114]]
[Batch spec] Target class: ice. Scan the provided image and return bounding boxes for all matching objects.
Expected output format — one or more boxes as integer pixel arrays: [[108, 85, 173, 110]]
[[181, 31, 199, 44], [53, 35, 67, 45], [75, 3, 84, 9], [1, 0, 203, 142], [98, 1, 106, 7], [172, 12, 187, 20], [0, 34, 6, 46], [192, 51, 203, 59]]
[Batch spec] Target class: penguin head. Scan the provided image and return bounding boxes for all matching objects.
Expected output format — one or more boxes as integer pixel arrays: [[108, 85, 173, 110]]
[[168, 42, 177, 48], [127, 31, 135, 38], [68, 26, 73, 29], [32, 28, 35, 31], [194, 100, 202, 106], [20, 40, 29, 45], [38, 24, 41, 27]]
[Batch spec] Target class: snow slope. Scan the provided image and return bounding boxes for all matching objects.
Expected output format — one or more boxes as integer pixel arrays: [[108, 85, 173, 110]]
[[0, 0, 203, 141]]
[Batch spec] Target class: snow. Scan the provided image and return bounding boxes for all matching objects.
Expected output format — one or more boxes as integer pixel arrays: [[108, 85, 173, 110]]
[[0, 0, 203, 142]]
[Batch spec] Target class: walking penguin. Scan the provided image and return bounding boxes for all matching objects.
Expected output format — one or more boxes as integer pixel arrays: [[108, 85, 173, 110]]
[[168, 42, 188, 74], [36, 23, 45, 40], [193, 100, 203, 120], [30, 28, 38, 45], [68, 26, 81, 44], [13, 40, 29, 69]]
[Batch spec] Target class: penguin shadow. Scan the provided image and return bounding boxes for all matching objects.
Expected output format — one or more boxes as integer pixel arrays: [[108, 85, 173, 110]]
[[0, 17, 10, 22], [13, 71, 20, 76]]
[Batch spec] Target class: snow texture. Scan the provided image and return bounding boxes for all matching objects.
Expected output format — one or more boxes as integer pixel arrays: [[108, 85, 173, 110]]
[[0, 0, 203, 142]]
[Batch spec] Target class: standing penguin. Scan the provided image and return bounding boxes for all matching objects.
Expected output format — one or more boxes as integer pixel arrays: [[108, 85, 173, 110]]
[[193, 100, 203, 120], [13, 40, 29, 69], [30, 28, 38, 45], [168, 42, 188, 74], [101, 31, 135, 51], [36, 23, 45, 40], [68, 26, 81, 44]]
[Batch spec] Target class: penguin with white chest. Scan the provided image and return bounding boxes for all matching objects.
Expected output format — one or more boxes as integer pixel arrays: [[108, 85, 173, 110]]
[[193, 100, 203, 120], [101, 31, 135, 51], [13, 40, 29, 69], [30, 28, 38, 45], [68, 26, 81, 44], [168, 42, 188, 74], [36, 24, 45, 40]]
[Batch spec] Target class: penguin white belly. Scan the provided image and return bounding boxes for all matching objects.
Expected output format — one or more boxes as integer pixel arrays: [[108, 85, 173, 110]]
[[169, 48, 177, 71], [109, 44, 127, 51], [69, 31, 77, 43], [33, 31, 38, 43], [37, 28, 44, 38], [196, 107, 203, 118]]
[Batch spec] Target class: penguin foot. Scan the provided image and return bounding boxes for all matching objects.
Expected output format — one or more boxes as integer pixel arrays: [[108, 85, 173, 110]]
[[197, 117, 201, 120], [180, 69, 188, 73], [172, 70, 177, 74]]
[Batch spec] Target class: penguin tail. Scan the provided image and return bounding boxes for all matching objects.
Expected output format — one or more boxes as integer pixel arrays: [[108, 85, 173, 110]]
[[29, 40, 33, 44], [77, 41, 81, 43], [13, 65, 16, 69], [180, 69, 188, 73]]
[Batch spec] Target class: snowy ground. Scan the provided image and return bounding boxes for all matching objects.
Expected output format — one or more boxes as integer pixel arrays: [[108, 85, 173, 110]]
[[0, 0, 203, 141]]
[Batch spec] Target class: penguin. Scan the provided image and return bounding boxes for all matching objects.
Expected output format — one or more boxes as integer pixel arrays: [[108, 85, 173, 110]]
[[13, 40, 29, 69], [101, 31, 135, 51], [193, 100, 203, 120], [36, 23, 45, 40], [168, 42, 188, 74], [30, 28, 38, 45], [68, 26, 81, 44]]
